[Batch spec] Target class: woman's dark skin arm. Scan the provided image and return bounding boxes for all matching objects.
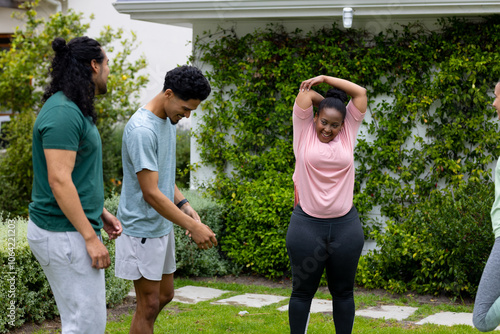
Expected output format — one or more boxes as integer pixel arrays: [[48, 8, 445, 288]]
[[299, 75, 367, 113]]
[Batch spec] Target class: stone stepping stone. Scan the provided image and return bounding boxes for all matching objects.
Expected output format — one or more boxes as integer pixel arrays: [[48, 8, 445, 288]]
[[172, 285, 230, 304], [211, 293, 288, 308], [356, 305, 418, 321], [416, 312, 474, 327], [277, 299, 332, 313]]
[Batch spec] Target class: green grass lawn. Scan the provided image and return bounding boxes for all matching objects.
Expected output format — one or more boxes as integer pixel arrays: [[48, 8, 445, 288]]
[[32, 277, 478, 334], [106, 278, 477, 334]]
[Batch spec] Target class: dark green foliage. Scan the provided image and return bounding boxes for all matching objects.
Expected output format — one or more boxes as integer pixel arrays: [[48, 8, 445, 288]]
[[174, 189, 241, 277], [220, 169, 293, 278], [356, 180, 495, 297], [0, 112, 36, 216], [354, 17, 500, 227], [191, 16, 500, 290], [176, 128, 191, 189], [103, 123, 125, 196]]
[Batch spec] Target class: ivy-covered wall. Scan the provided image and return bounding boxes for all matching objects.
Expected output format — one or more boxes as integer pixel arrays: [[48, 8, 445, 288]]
[[188, 16, 500, 295]]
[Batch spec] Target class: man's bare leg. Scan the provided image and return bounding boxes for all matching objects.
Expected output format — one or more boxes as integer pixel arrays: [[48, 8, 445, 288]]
[[130, 277, 160, 334], [158, 273, 174, 312]]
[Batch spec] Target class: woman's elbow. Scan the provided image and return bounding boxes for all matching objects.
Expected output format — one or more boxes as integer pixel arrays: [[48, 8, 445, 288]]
[[358, 87, 367, 97]]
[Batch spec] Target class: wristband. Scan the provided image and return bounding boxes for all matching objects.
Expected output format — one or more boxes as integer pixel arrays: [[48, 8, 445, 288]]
[[176, 198, 189, 209]]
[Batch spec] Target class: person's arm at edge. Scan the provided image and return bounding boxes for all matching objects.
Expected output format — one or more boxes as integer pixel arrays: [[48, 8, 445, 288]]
[[101, 207, 122, 240], [137, 169, 217, 248], [44, 148, 110, 269]]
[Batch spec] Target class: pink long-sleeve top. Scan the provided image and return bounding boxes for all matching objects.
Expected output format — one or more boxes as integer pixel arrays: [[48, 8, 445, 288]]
[[292, 99, 365, 218]]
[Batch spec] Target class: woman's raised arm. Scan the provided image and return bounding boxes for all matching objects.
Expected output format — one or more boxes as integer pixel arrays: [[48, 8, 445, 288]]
[[300, 75, 367, 113]]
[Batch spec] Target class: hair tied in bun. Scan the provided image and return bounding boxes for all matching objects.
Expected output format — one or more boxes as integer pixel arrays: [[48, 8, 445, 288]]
[[325, 88, 348, 103], [52, 37, 69, 54]]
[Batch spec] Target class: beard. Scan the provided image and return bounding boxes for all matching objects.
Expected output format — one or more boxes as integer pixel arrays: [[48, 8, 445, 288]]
[[96, 81, 107, 95]]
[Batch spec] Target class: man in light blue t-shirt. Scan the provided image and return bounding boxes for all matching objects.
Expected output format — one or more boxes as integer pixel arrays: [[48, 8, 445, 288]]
[[115, 65, 217, 334]]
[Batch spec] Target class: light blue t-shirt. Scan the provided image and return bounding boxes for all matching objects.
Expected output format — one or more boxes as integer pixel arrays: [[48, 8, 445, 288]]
[[117, 107, 176, 238]]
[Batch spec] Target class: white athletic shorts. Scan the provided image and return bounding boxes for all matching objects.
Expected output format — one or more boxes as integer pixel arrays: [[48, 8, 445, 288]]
[[115, 230, 176, 281], [27, 220, 106, 334]]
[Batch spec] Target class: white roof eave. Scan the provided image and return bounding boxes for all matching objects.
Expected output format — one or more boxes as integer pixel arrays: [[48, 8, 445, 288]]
[[112, 0, 500, 26]]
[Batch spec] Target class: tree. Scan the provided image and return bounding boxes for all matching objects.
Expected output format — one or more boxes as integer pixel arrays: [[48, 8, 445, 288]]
[[0, 0, 148, 215]]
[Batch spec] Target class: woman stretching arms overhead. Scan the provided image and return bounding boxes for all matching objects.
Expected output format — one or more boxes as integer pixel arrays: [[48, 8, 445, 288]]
[[286, 75, 367, 334]]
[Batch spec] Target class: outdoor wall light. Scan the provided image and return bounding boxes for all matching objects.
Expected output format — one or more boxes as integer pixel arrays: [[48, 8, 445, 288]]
[[343, 7, 353, 28]]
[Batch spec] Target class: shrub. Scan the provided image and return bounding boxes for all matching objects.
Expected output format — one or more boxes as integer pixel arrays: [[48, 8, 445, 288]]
[[0, 216, 57, 333], [174, 189, 241, 277], [176, 128, 191, 189], [356, 180, 495, 297], [0, 197, 132, 333], [0, 112, 36, 216], [219, 170, 294, 279], [103, 123, 126, 196]]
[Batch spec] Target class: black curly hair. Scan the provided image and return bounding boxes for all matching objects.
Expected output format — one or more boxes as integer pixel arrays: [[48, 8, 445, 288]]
[[318, 88, 348, 121], [162, 65, 211, 101], [43, 36, 105, 124]]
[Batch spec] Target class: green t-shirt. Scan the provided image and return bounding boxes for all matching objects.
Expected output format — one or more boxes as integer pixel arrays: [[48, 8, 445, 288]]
[[29, 91, 104, 233]]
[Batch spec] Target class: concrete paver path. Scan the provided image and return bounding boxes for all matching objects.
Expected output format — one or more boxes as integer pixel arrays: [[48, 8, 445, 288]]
[[162, 285, 498, 330], [356, 305, 418, 321], [211, 293, 288, 307]]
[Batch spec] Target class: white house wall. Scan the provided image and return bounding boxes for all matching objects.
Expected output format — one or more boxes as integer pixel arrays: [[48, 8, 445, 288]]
[[0, 1, 58, 34], [0, 7, 21, 32]]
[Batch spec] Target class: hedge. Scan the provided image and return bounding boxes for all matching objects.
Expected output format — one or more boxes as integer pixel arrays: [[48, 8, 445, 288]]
[[173, 189, 241, 277]]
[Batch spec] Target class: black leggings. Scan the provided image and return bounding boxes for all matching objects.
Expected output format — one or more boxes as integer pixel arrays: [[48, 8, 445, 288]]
[[286, 205, 364, 334]]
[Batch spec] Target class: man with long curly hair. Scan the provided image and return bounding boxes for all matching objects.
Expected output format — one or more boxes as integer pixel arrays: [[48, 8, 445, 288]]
[[27, 36, 122, 334], [115, 65, 217, 334]]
